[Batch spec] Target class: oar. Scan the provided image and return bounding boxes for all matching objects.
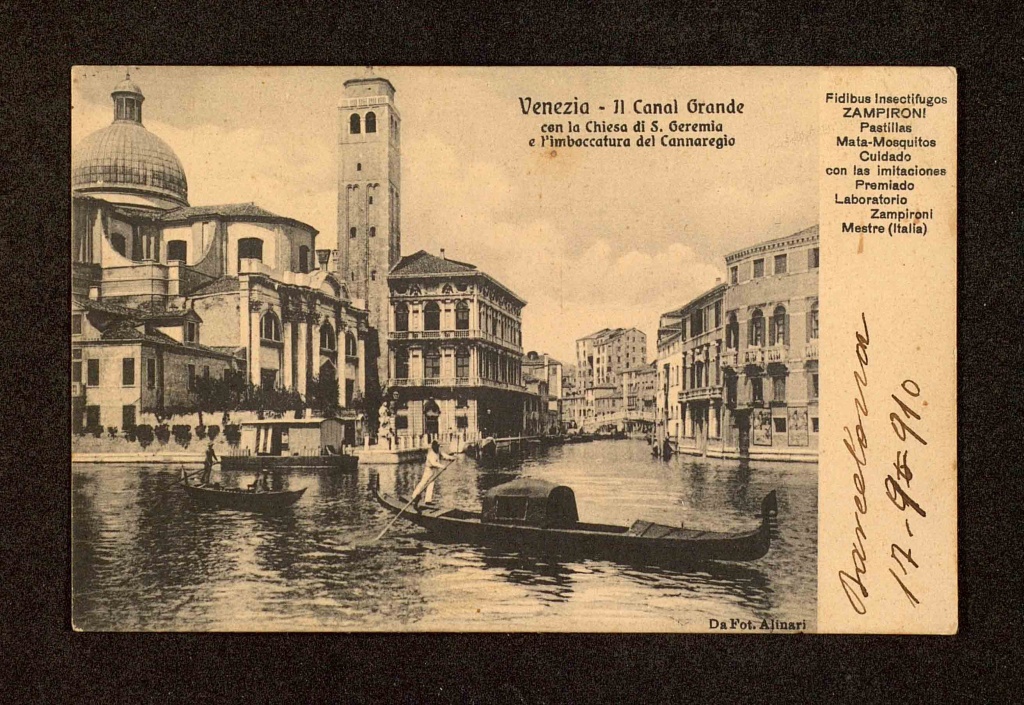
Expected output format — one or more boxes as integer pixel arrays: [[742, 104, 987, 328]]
[[374, 457, 458, 541]]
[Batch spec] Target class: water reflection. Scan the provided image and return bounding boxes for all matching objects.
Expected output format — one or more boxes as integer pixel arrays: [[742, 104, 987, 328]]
[[72, 440, 816, 631]]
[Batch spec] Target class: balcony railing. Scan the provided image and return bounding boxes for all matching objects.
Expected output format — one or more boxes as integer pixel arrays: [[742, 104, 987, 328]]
[[743, 348, 766, 365], [389, 328, 522, 352], [676, 387, 721, 403], [765, 346, 789, 364], [390, 376, 525, 392], [721, 351, 739, 369]]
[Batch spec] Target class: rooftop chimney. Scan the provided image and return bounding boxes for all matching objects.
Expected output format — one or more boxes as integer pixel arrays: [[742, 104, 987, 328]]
[[440, 248, 446, 260]]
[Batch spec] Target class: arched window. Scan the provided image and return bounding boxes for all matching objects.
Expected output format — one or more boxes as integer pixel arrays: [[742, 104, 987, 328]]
[[365, 111, 377, 133], [110, 233, 126, 257], [369, 226, 376, 238], [167, 240, 187, 262], [726, 313, 739, 350], [808, 302, 819, 340], [770, 305, 788, 346], [371, 270, 376, 281], [455, 301, 470, 330], [260, 312, 281, 342], [345, 332, 358, 358], [298, 245, 310, 273], [424, 348, 441, 378], [424, 302, 441, 331], [456, 347, 470, 379], [320, 323, 336, 351], [394, 349, 409, 379], [350, 113, 361, 134], [394, 303, 409, 332], [749, 309, 764, 347], [238, 238, 263, 272], [349, 227, 357, 239]]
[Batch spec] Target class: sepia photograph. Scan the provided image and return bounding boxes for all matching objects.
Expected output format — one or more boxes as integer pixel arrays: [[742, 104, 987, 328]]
[[71, 66, 953, 632]]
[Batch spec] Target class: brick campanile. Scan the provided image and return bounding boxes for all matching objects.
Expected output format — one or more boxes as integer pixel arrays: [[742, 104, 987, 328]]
[[337, 77, 402, 386]]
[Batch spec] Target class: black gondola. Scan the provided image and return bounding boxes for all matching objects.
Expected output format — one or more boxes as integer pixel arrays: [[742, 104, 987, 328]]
[[181, 481, 306, 511], [371, 476, 777, 566]]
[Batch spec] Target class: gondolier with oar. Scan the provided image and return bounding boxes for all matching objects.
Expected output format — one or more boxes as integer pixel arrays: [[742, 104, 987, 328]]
[[412, 440, 456, 511], [199, 442, 219, 486]]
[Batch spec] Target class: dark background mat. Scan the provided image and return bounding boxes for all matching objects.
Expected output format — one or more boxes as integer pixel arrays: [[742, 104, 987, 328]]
[[2, 2, 1021, 701]]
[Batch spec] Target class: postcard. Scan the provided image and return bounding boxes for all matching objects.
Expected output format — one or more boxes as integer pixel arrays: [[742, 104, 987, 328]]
[[71, 66, 956, 633]]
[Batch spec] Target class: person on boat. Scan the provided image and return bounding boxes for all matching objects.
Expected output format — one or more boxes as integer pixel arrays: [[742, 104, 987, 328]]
[[249, 468, 270, 493], [200, 443, 219, 485], [412, 440, 455, 511]]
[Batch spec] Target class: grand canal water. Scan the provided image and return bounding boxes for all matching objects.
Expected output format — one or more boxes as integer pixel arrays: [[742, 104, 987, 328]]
[[72, 440, 817, 631]]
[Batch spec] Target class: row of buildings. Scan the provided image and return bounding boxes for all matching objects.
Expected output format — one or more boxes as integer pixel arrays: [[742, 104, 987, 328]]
[[655, 226, 819, 463], [71, 73, 542, 444], [560, 226, 819, 463]]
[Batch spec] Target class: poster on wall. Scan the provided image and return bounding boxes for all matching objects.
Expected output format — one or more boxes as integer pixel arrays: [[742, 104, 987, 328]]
[[788, 407, 809, 447], [752, 408, 773, 446]]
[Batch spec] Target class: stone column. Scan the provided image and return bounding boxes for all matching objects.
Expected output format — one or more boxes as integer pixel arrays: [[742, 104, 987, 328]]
[[296, 320, 308, 397], [282, 320, 294, 390], [249, 310, 262, 385], [311, 321, 321, 382], [356, 336, 366, 396]]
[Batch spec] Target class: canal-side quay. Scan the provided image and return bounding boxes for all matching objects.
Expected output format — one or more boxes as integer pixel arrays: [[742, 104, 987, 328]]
[[72, 438, 816, 632]]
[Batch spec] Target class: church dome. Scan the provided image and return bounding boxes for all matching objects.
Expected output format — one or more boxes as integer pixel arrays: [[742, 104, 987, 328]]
[[72, 74, 189, 208]]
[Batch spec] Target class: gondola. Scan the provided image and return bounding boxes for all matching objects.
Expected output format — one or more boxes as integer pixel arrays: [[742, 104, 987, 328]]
[[181, 481, 307, 511], [371, 476, 777, 566]]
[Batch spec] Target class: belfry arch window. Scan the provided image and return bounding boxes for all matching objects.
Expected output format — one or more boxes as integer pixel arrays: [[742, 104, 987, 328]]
[[365, 112, 377, 133], [350, 113, 361, 134], [260, 312, 281, 342], [770, 305, 789, 346], [349, 227, 357, 239], [394, 303, 409, 332], [320, 323, 336, 351], [369, 226, 376, 238], [424, 302, 441, 331], [298, 245, 310, 273], [167, 240, 187, 262], [749, 309, 765, 347]]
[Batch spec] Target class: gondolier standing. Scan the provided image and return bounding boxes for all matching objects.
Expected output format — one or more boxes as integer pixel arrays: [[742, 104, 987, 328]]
[[200, 442, 219, 486], [412, 440, 455, 510]]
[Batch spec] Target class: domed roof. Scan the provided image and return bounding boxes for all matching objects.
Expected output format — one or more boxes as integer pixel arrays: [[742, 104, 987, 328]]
[[73, 123, 188, 205], [112, 75, 143, 96], [72, 75, 189, 207]]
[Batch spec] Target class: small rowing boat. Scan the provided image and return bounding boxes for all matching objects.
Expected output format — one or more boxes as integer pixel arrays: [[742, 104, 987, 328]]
[[181, 481, 306, 511], [371, 475, 777, 566]]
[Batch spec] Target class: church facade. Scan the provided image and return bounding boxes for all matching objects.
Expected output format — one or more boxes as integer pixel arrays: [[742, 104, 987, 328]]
[[71, 74, 368, 432]]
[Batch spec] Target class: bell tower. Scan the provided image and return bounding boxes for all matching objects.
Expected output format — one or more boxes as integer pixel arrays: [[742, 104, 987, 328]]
[[337, 76, 401, 385]]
